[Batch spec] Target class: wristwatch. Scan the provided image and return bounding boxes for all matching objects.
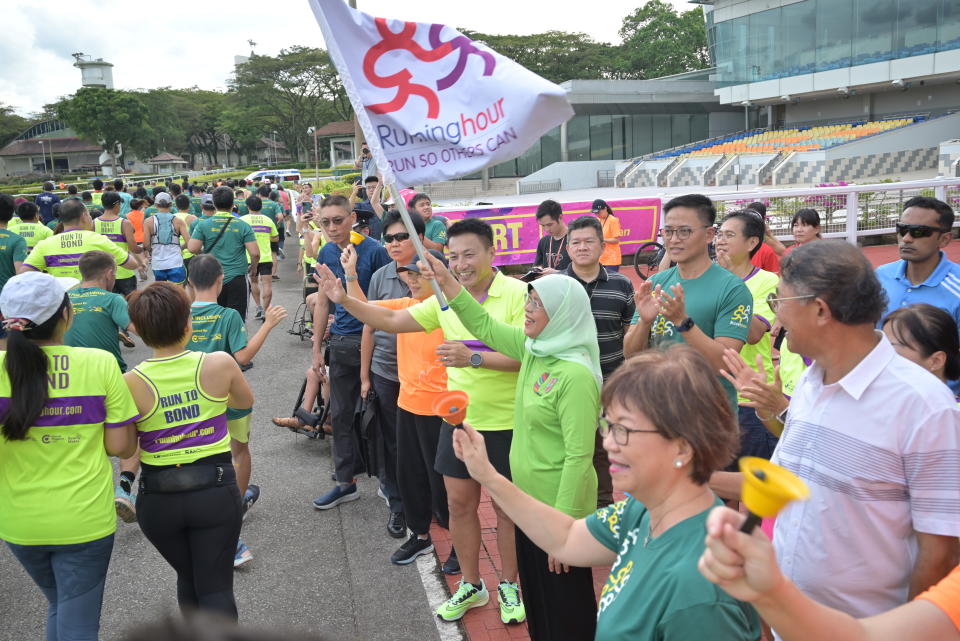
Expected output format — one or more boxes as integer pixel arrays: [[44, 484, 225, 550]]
[[469, 352, 483, 368], [344, 274, 358, 282], [676, 317, 695, 333]]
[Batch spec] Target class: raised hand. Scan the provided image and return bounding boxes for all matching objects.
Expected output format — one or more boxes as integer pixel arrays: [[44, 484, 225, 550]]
[[340, 243, 358, 275], [314, 264, 346, 305], [634, 280, 660, 325]]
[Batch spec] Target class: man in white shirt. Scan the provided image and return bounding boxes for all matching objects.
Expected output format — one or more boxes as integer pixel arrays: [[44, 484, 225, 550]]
[[769, 240, 959, 622]]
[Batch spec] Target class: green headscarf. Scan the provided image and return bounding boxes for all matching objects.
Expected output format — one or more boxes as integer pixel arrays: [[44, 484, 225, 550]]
[[527, 274, 602, 391]]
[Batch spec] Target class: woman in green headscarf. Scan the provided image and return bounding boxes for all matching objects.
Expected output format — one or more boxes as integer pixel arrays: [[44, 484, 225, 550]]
[[421, 258, 601, 641]]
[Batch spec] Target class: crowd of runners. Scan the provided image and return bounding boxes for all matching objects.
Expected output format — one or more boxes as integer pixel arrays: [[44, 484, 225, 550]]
[[0, 167, 958, 641]]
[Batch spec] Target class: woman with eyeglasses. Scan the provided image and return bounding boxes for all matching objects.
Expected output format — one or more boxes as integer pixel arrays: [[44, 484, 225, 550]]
[[416, 255, 603, 640], [784, 208, 821, 255], [882, 304, 960, 397], [448, 342, 760, 641]]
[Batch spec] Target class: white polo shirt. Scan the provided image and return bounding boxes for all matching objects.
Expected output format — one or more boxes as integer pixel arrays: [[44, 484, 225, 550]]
[[772, 332, 960, 620]]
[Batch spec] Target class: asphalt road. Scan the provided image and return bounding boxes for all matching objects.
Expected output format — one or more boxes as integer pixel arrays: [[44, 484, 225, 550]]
[[0, 248, 452, 641]]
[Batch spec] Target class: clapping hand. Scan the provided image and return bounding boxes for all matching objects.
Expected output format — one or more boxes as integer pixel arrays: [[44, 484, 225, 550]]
[[314, 264, 346, 305], [719, 349, 789, 419]]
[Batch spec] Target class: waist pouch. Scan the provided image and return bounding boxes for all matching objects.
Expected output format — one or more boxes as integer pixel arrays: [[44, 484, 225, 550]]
[[140, 464, 235, 494]]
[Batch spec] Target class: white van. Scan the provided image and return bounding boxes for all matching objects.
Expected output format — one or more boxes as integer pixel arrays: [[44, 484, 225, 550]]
[[244, 168, 302, 183]]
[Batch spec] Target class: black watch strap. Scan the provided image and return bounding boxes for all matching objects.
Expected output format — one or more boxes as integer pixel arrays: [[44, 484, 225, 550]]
[[676, 317, 695, 333]]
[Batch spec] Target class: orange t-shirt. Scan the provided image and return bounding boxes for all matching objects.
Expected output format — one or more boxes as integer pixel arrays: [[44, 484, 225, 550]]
[[917, 565, 960, 632], [372, 297, 447, 416], [599, 214, 622, 266], [127, 209, 145, 243]]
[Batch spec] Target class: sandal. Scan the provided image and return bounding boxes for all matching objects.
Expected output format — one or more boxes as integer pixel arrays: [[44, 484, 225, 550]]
[[272, 416, 325, 440]]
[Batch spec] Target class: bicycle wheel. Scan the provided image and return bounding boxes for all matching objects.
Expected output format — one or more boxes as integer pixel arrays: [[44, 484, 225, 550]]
[[633, 242, 665, 280]]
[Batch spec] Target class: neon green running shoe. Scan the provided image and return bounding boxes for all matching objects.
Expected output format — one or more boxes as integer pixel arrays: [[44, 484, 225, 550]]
[[436, 579, 489, 622], [497, 580, 526, 624]]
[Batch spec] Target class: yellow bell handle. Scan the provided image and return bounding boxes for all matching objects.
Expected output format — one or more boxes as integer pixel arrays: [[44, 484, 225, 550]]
[[738, 457, 810, 533]]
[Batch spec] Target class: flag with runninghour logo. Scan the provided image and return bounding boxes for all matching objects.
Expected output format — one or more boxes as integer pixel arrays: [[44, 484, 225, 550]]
[[309, 0, 574, 186]]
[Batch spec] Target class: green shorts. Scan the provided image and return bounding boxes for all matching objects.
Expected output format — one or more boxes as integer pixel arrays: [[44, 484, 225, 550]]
[[228, 414, 252, 444]]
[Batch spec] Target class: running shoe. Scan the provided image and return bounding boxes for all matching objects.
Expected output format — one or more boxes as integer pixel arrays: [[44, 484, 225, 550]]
[[442, 547, 460, 575], [390, 534, 434, 565], [436, 579, 488, 622], [497, 581, 526, 624], [114, 485, 137, 524], [118, 330, 135, 348], [242, 484, 260, 520], [254, 307, 264, 320], [312, 483, 359, 510], [387, 512, 406, 539], [234, 540, 253, 568]]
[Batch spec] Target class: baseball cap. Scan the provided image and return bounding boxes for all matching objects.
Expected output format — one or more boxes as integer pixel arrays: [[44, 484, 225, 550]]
[[0, 272, 78, 329], [154, 192, 173, 206], [590, 199, 608, 214], [397, 249, 448, 274], [201, 193, 215, 208]]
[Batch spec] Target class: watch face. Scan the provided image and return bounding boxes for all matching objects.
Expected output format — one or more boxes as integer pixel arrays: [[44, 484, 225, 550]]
[[470, 353, 482, 367]]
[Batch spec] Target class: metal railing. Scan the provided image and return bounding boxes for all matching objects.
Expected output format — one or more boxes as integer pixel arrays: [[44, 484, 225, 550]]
[[596, 169, 615, 188], [518, 179, 561, 195]]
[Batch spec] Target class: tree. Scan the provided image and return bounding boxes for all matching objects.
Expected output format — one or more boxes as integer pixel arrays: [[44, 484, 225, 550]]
[[56, 88, 148, 175], [615, 1, 710, 79], [458, 30, 615, 84], [0, 104, 30, 148]]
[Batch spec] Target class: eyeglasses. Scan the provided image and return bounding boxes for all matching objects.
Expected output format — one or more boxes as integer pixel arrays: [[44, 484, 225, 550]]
[[896, 223, 946, 239], [766, 292, 815, 312], [524, 294, 544, 311], [597, 416, 659, 446], [319, 217, 347, 227], [383, 232, 411, 243], [659, 226, 711, 240]]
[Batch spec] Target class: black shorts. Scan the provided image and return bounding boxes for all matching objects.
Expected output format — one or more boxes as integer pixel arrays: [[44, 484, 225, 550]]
[[256, 262, 274, 276], [218, 274, 248, 321], [435, 422, 512, 480], [113, 276, 137, 298]]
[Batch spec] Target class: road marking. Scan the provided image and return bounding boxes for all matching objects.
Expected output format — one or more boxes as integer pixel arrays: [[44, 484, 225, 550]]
[[416, 554, 464, 641]]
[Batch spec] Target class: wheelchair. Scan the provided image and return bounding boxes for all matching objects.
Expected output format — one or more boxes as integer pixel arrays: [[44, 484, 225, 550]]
[[287, 276, 318, 341]]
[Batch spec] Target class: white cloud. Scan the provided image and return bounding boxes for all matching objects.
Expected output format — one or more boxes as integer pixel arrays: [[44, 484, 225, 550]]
[[2, 0, 698, 116]]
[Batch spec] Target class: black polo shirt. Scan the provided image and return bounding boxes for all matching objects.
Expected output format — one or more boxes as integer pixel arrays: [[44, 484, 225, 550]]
[[563, 264, 636, 380]]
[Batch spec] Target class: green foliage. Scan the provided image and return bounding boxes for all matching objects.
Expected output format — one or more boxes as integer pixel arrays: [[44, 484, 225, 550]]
[[615, 1, 710, 78], [56, 88, 148, 171], [458, 30, 613, 83], [0, 104, 31, 148]]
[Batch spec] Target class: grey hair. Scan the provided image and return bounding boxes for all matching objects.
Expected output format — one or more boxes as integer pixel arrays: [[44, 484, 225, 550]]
[[779, 240, 887, 325]]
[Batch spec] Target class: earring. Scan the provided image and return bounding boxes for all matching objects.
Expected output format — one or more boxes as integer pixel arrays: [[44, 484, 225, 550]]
[[674, 460, 683, 468]]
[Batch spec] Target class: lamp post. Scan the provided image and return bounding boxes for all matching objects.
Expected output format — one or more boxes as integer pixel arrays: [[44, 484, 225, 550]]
[[38, 140, 48, 174], [307, 127, 319, 187]]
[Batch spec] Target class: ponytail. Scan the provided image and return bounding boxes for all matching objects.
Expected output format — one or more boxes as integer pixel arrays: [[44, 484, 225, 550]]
[[2, 297, 69, 440]]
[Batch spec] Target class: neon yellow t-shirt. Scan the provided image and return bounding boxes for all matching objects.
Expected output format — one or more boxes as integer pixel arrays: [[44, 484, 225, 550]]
[[8, 221, 53, 251], [0, 346, 140, 545], [738, 268, 779, 405], [241, 213, 278, 264], [131, 351, 230, 466], [408, 271, 526, 431], [175, 212, 195, 259], [94, 217, 134, 279], [23, 229, 130, 280]]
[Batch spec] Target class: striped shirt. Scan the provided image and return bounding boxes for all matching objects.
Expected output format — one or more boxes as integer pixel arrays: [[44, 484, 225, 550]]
[[563, 265, 635, 379], [772, 333, 960, 621]]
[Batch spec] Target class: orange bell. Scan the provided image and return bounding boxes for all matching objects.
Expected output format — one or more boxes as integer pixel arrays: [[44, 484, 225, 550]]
[[433, 391, 469, 426]]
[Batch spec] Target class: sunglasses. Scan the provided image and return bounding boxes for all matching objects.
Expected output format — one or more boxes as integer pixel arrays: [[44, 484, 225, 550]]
[[383, 232, 411, 243], [896, 223, 946, 238]]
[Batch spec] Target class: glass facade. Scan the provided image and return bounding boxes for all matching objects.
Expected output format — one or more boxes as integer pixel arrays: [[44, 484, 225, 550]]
[[710, 0, 960, 85], [490, 113, 711, 177]]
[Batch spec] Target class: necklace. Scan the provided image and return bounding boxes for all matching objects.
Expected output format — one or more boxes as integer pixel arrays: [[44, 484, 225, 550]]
[[643, 490, 712, 548]]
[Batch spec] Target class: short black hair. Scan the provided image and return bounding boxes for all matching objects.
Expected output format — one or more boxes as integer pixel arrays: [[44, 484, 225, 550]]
[[568, 215, 603, 241], [903, 196, 955, 230], [152, 186, 165, 198], [175, 194, 191, 211], [746, 201, 767, 218], [0, 194, 15, 223], [447, 218, 493, 249], [407, 193, 431, 211], [883, 303, 960, 380], [81, 191, 93, 202], [113, 178, 124, 190], [43, 181, 55, 191], [364, 175, 379, 184], [92, 179, 103, 190], [722, 210, 766, 258], [258, 185, 272, 197], [246, 196, 263, 212], [535, 199, 563, 221], [169, 183, 182, 196], [59, 199, 87, 224], [382, 210, 425, 236], [187, 254, 224, 290], [16, 201, 39, 221], [212, 186, 234, 211], [67, 185, 78, 195], [664, 194, 716, 226], [101, 191, 121, 210]]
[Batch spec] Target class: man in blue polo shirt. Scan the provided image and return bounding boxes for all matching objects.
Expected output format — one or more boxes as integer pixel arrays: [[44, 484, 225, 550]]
[[876, 196, 960, 328], [34, 182, 61, 224], [310, 194, 390, 509]]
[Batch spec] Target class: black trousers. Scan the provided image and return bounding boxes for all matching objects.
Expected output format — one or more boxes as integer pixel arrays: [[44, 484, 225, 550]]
[[136, 483, 242, 619], [328, 334, 363, 484], [593, 431, 613, 507], [516, 528, 597, 641], [371, 373, 402, 514], [218, 274, 248, 321], [396, 408, 448, 534]]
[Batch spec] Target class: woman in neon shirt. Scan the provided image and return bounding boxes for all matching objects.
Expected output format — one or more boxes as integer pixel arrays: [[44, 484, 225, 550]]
[[0, 271, 139, 641], [125, 282, 253, 619]]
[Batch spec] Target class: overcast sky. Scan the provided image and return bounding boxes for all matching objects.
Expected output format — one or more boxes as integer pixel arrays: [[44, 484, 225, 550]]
[[2, 0, 696, 117]]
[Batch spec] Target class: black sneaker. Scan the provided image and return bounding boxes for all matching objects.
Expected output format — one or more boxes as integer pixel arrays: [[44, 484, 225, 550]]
[[387, 511, 407, 539], [391, 534, 434, 565], [442, 547, 460, 575]]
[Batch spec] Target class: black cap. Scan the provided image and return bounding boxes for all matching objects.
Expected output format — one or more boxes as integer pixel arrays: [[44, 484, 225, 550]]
[[591, 199, 608, 214], [397, 249, 447, 274]]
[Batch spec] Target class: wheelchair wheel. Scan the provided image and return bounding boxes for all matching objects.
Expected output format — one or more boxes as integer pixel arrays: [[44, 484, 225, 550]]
[[633, 242, 665, 281]]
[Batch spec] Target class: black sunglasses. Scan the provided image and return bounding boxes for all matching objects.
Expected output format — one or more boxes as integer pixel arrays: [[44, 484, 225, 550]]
[[896, 223, 946, 238], [383, 232, 411, 243]]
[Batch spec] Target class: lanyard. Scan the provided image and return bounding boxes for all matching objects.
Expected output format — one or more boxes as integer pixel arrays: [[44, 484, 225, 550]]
[[548, 235, 566, 268]]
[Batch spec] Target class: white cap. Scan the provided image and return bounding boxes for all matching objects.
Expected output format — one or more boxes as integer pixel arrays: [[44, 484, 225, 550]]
[[0, 271, 79, 328]]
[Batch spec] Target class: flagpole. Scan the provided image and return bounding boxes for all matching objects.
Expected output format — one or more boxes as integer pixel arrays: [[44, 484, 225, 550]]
[[311, 0, 448, 309]]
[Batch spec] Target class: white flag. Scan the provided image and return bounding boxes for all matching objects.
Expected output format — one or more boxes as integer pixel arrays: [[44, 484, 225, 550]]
[[309, 0, 574, 186]]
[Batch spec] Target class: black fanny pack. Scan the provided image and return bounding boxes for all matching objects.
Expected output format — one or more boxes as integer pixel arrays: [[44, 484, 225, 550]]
[[139, 464, 235, 494]]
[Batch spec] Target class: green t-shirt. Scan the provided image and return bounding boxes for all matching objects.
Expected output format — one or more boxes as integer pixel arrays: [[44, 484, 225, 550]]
[[448, 287, 599, 517], [190, 301, 250, 420], [191, 213, 256, 279], [425, 217, 447, 245], [241, 213, 279, 263], [408, 272, 526, 431], [189, 196, 203, 216], [8, 221, 53, 251], [633, 264, 752, 409], [144, 206, 178, 217], [0, 346, 140, 545], [234, 200, 249, 217], [46, 219, 59, 231], [0, 228, 28, 291], [24, 229, 130, 280], [586, 497, 761, 641], [260, 200, 284, 231], [64, 287, 131, 372]]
